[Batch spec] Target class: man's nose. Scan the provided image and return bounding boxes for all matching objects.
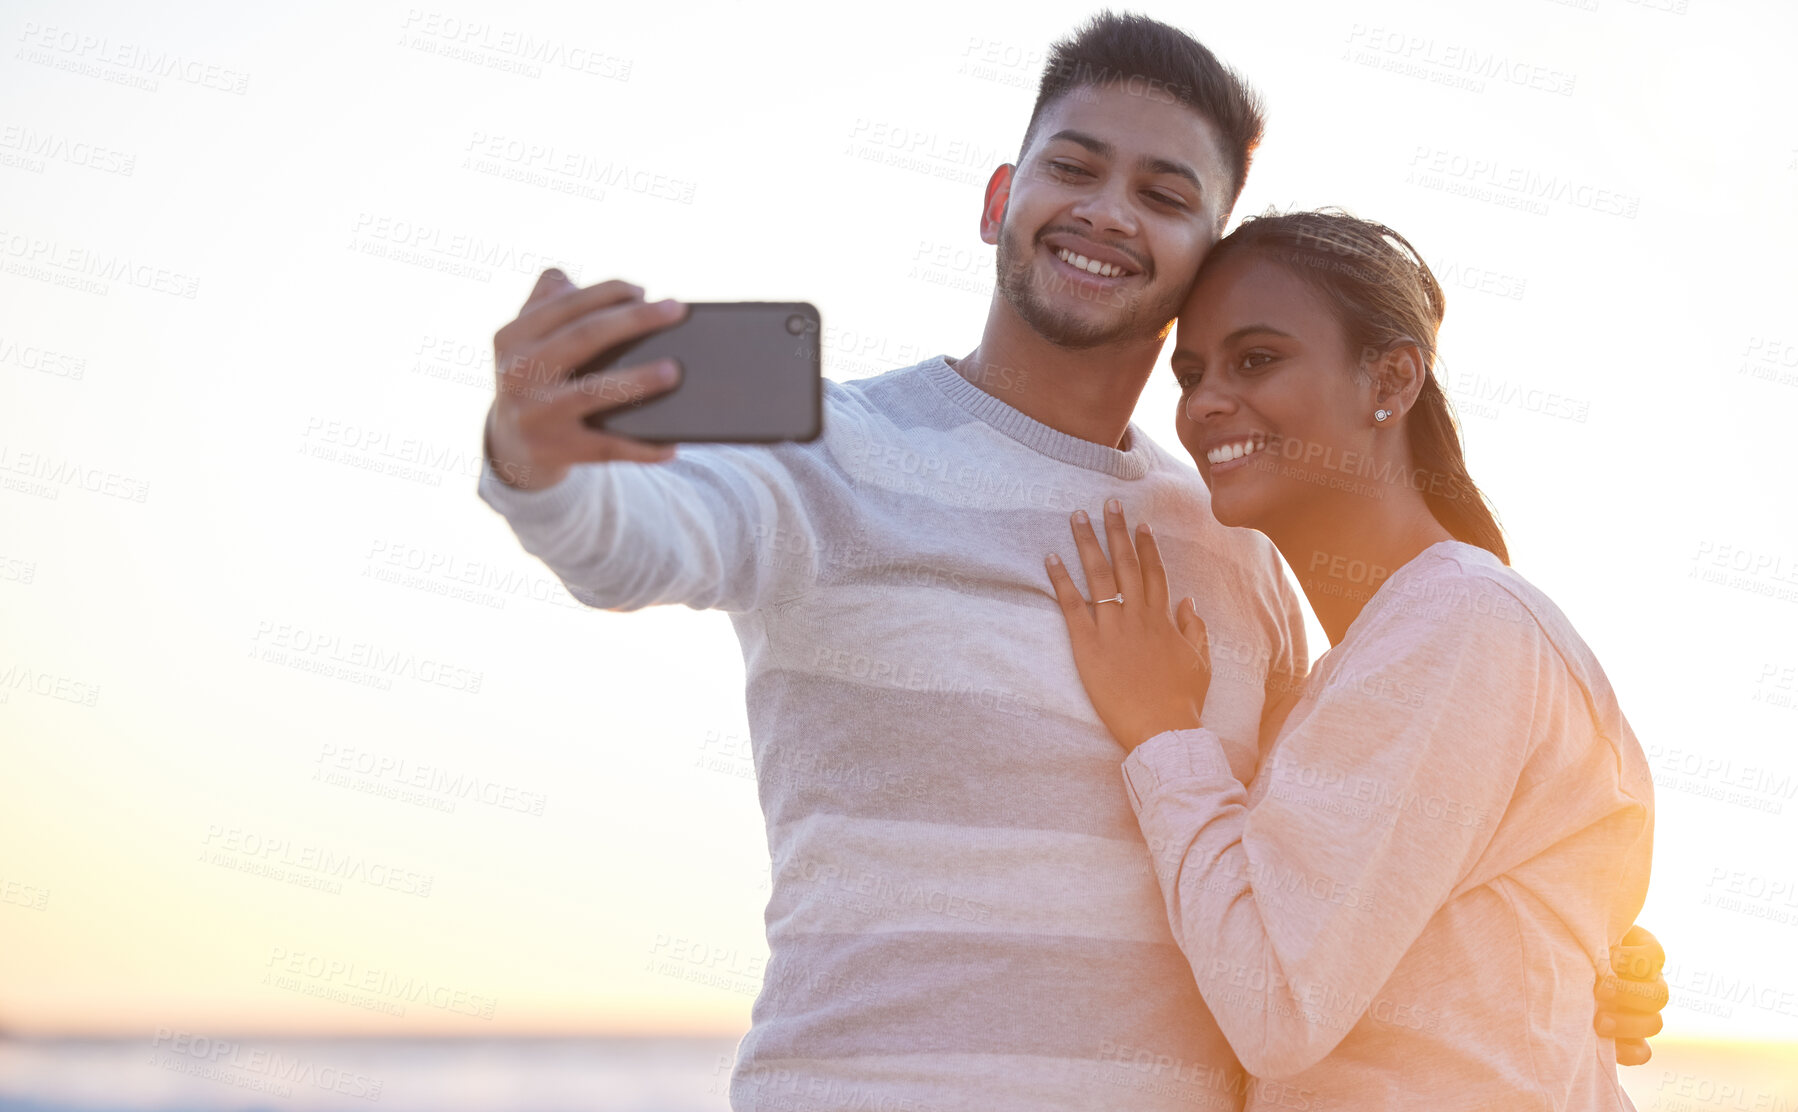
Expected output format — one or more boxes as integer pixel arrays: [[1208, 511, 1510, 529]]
[[1068, 179, 1138, 238]]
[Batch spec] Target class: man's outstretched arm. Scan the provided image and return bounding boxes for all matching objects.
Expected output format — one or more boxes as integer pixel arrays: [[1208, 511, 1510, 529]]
[[478, 269, 825, 613]]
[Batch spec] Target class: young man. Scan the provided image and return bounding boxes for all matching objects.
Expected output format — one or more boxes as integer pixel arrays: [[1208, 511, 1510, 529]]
[[479, 14, 1666, 1109]]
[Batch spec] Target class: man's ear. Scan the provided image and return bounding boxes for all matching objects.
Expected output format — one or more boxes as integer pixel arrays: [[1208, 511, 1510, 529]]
[[979, 164, 1014, 246], [1372, 340, 1430, 417]]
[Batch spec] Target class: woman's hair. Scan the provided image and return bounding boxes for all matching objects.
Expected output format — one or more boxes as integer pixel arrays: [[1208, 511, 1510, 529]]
[[1198, 208, 1509, 564]]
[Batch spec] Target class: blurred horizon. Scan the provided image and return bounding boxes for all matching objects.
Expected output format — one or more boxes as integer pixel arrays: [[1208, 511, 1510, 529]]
[[2, 1035, 1794, 1110]]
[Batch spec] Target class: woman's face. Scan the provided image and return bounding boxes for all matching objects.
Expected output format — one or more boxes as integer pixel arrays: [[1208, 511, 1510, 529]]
[[1171, 250, 1385, 534]]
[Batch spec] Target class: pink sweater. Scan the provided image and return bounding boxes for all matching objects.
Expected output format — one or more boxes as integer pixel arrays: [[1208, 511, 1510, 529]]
[[1123, 541, 1653, 1109]]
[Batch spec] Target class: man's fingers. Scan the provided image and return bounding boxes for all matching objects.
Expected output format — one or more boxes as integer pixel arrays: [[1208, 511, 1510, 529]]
[[544, 359, 681, 424], [530, 298, 687, 384], [509, 277, 651, 348], [1614, 1038, 1652, 1067], [1599, 1011, 1664, 1041], [1612, 937, 1665, 981], [1619, 923, 1660, 949], [562, 430, 677, 465], [520, 267, 580, 312], [488, 271, 688, 481], [1612, 946, 1661, 981], [1597, 971, 1670, 1014]]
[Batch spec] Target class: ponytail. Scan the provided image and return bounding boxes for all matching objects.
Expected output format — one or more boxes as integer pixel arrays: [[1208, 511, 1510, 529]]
[[1407, 373, 1509, 564]]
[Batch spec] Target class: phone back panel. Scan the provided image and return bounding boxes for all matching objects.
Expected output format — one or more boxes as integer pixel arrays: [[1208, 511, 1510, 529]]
[[579, 302, 822, 443]]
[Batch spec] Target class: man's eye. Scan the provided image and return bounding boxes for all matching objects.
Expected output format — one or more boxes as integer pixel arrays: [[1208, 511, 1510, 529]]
[[1148, 191, 1188, 209], [1050, 161, 1091, 178]]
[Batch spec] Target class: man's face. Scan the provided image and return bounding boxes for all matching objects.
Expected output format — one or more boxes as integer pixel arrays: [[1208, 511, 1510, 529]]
[[986, 84, 1233, 349]]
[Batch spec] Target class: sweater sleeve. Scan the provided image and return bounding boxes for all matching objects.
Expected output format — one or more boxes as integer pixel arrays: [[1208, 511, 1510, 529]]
[[1120, 581, 1543, 1079], [475, 437, 829, 614]]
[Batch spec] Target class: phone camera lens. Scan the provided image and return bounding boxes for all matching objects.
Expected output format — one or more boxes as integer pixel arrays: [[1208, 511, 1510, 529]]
[[785, 314, 810, 335]]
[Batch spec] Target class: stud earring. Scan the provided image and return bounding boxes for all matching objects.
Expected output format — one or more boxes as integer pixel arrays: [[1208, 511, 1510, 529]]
[[1374, 409, 1391, 422]]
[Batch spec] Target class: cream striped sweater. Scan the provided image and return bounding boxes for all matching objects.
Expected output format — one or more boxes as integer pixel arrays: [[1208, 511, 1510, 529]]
[[478, 355, 1306, 1111]]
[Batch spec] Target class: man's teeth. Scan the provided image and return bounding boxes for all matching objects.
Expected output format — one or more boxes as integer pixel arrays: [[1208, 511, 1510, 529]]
[[1055, 248, 1127, 278], [1206, 440, 1266, 465]]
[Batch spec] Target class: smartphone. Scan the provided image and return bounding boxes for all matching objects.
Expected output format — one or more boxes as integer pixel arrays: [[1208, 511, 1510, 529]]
[[575, 301, 822, 443]]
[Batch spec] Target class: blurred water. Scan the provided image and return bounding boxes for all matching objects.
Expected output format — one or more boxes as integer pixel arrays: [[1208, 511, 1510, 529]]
[[0, 1037, 739, 1112], [1, 1036, 1793, 1111]]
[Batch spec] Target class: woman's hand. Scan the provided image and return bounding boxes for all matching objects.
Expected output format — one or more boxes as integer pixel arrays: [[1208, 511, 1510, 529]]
[[1044, 499, 1212, 752]]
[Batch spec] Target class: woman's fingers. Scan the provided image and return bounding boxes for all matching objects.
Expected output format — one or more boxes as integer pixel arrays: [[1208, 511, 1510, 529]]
[[1044, 553, 1095, 642], [1176, 598, 1209, 654], [1069, 510, 1122, 610], [1101, 501, 1141, 604], [1136, 520, 1170, 614], [1614, 1038, 1651, 1067]]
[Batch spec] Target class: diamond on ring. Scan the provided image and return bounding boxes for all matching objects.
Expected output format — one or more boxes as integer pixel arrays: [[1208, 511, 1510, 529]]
[[1095, 594, 1125, 605]]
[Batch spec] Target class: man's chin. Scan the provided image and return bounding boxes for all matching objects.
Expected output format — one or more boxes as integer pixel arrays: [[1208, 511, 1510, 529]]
[[1015, 297, 1142, 350], [997, 244, 1168, 349], [1041, 323, 1135, 350]]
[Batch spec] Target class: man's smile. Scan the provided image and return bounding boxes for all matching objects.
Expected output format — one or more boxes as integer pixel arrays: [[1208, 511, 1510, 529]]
[[1041, 234, 1145, 285]]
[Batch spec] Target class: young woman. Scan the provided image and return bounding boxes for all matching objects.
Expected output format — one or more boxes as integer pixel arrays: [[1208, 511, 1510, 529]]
[[1043, 210, 1655, 1106]]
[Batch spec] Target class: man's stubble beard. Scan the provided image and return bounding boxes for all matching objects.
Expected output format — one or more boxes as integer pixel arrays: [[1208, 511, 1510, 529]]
[[993, 218, 1183, 350]]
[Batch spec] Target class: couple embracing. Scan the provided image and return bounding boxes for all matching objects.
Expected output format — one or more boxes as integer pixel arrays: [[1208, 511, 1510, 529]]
[[479, 12, 1665, 1109]]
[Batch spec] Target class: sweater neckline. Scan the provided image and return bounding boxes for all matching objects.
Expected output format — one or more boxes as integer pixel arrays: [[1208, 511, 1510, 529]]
[[920, 356, 1153, 480]]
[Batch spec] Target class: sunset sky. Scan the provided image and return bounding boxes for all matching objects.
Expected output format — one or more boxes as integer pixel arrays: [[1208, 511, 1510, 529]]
[[3, 0, 1796, 1057]]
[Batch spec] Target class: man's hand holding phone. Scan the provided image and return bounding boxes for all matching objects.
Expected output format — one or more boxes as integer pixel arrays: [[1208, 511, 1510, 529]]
[[486, 269, 688, 491]]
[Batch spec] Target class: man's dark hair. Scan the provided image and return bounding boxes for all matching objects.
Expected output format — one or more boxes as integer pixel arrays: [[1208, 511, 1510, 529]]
[[1020, 11, 1265, 209]]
